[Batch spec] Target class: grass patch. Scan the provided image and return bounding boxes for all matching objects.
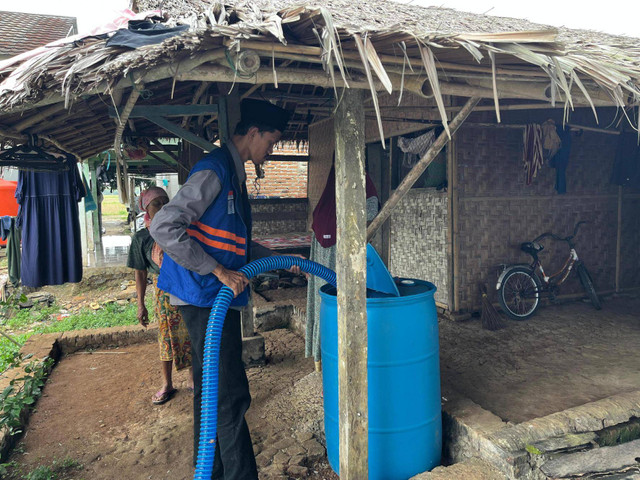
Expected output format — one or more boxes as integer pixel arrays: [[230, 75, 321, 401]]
[[0, 456, 83, 480], [101, 195, 128, 218], [0, 299, 149, 372]]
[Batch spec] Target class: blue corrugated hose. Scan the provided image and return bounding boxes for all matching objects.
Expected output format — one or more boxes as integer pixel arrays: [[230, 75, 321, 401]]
[[194, 256, 337, 479]]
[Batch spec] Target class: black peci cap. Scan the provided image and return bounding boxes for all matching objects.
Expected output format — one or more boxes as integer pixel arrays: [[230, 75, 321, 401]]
[[240, 99, 291, 133]]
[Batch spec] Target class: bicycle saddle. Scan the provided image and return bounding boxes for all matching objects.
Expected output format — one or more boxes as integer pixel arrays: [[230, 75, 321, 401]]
[[521, 241, 544, 256]]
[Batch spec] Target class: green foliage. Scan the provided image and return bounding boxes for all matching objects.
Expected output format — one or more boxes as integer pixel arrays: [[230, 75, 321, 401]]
[[40, 302, 138, 334], [100, 195, 128, 218], [0, 301, 140, 372], [0, 334, 30, 374], [0, 354, 53, 436], [23, 465, 55, 480], [0, 456, 83, 480]]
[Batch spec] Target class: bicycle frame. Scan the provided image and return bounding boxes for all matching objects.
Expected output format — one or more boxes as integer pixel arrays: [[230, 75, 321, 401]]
[[532, 248, 579, 289]]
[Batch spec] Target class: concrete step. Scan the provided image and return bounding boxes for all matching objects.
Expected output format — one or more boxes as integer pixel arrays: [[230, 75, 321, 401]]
[[411, 457, 507, 480]]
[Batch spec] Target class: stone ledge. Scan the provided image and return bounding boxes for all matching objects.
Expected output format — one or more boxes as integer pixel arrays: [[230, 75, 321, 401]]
[[411, 457, 507, 480], [441, 384, 640, 479]]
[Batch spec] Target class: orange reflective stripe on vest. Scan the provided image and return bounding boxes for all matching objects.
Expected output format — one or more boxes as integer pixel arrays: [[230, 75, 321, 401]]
[[186, 228, 246, 256], [192, 221, 246, 245]]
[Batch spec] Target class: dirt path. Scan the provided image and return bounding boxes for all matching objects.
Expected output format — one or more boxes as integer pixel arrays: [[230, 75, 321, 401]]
[[6, 330, 337, 480]]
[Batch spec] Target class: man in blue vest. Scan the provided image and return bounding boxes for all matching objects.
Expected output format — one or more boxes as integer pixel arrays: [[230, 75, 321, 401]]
[[151, 99, 291, 479]]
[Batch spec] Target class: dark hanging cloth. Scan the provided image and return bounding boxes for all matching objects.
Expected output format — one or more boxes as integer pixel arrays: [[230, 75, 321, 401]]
[[15, 157, 86, 288], [0, 216, 20, 287], [311, 165, 379, 248], [106, 20, 190, 49], [611, 132, 640, 189], [549, 126, 572, 194]]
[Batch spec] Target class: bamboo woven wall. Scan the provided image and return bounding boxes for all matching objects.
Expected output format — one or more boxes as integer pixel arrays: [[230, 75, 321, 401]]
[[455, 124, 623, 312], [620, 195, 640, 288], [250, 199, 308, 236], [389, 189, 450, 305]]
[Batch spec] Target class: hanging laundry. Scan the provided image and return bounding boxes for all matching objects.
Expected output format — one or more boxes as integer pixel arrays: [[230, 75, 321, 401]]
[[15, 156, 86, 288], [611, 131, 640, 189], [549, 126, 572, 194], [398, 129, 436, 168], [523, 124, 544, 185], [541, 119, 562, 160], [0, 216, 21, 287]]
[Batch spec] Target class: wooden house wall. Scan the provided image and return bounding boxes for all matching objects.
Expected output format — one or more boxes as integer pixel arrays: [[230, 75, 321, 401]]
[[454, 118, 624, 312]]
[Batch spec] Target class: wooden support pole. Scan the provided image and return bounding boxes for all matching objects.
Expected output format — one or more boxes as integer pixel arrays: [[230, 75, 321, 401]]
[[447, 137, 457, 312], [334, 88, 368, 479], [367, 96, 481, 241], [89, 161, 101, 247], [114, 86, 143, 204], [616, 185, 623, 293]]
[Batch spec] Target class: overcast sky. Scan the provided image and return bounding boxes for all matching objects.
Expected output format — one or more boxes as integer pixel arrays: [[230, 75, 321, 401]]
[[2, 0, 640, 38]]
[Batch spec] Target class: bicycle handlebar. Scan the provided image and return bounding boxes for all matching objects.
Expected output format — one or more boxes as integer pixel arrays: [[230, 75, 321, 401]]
[[532, 221, 588, 244]]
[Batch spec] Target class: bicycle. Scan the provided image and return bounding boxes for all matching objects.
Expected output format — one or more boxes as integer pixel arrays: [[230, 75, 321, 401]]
[[496, 221, 601, 320]]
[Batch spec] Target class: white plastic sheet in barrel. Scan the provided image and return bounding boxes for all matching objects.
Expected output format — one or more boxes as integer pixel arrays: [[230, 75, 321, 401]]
[[320, 279, 441, 479]]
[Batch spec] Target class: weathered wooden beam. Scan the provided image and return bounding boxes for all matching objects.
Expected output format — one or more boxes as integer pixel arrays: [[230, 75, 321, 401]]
[[108, 104, 218, 118], [145, 116, 216, 152], [147, 150, 181, 174], [367, 96, 481, 241], [181, 81, 211, 128], [334, 88, 368, 479], [149, 138, 180, 163], [114, 86, 143, 204], [14, 103, 66, 132]]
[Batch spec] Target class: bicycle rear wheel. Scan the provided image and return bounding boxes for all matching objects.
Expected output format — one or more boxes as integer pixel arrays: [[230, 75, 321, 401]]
[[577, 263, 601, 310], [498, 267, 541, 320]]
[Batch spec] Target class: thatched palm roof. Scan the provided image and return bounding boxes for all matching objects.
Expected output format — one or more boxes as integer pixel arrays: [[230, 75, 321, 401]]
[[1, 0, 639, 161]]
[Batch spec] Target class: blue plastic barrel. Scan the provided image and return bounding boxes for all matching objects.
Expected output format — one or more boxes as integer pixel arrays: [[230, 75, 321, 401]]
[[319, 279, 441, 479]]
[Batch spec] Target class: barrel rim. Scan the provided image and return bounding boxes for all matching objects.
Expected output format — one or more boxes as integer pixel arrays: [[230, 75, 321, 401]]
[[319, 277, 437, 304]]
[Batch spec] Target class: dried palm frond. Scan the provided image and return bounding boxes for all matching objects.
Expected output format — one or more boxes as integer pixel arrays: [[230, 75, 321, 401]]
[[419, 43, 450, 138], [363, 36, 392, 94], [488, 48, 501, 123], [354, 34, 385, 145]]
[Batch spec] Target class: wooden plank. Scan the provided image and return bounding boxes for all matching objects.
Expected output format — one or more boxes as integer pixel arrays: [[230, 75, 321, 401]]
[[147, 151, 181, 174], [447, 137, 457, 312], [89, 162, 101, 247], [367, 96, 481, 242], [381, 136, 393, 266], [145, 116, 216, 152], [616, 185, 623, 293], [334, 88, 368, 479], [108, 104, 218, 119]]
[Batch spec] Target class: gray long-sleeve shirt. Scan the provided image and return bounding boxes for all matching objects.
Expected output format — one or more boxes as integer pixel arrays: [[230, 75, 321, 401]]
[[150, 142, 271, 305]]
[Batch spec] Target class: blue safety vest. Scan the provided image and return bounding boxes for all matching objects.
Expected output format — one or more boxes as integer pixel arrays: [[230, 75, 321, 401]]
[[157, 146, 250, 307]]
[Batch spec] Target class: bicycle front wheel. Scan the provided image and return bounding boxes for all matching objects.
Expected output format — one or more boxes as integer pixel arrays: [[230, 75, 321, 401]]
[[576, 263, 601, 310], [498, 267, 541, 320]]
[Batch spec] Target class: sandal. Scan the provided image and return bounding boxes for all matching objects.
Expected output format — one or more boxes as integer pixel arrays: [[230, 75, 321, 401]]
[[152, 388, 177, 405]]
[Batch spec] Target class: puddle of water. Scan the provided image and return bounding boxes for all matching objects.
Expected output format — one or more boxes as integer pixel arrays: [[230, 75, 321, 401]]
[[87, 235, 132, 267]]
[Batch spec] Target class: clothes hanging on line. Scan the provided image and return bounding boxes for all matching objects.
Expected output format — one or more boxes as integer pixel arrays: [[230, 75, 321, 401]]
[[611, 131, 640, 189], [0, 216, 21, 287], [549, 126, 572, 194], [398, 129, 436, 168], [523, 124, 544, 185], [15, 155, 86, 288]]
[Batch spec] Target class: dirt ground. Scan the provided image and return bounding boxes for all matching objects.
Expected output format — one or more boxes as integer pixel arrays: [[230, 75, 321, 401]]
[[7, 329, 337, 480], [439, 294, 640, 423]]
